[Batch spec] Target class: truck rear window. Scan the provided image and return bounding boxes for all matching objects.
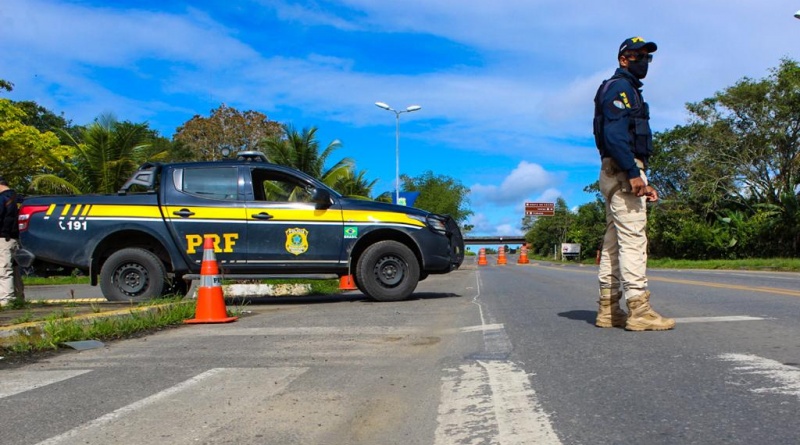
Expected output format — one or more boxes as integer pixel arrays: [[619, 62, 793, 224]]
[[178, 167, 239, 200]]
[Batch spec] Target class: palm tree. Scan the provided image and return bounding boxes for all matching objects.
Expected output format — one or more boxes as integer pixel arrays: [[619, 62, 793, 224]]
[[332, 168, 378, 199], [31, 114, 166, 194], [262, 124, 353, 187]]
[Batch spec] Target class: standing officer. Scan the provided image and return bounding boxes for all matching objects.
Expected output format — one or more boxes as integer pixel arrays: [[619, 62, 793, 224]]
[[592, 37, 675, 331], [0, 175, 23, 307]]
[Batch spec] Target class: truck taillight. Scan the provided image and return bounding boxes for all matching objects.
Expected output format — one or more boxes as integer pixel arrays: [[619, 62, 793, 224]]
[[18, 205, 50, 232]]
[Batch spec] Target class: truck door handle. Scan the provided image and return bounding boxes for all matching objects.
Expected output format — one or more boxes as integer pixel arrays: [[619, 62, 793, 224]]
[[173, 209, 195, 218], [252, 212, 274, 220]]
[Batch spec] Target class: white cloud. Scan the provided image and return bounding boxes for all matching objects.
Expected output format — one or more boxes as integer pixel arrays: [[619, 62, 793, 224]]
[[470, 161, 560, 206]]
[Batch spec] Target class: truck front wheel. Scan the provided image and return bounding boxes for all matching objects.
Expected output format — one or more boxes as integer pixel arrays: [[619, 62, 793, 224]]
[[100, 248, 166, 302], [355, 240, 420, 302]]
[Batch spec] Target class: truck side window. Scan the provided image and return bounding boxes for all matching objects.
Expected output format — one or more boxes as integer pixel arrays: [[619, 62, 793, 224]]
[[250, 168, 314, 203], [180, 167, 239, 200]]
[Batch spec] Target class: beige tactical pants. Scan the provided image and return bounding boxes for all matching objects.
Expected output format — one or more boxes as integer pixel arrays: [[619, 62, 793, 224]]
[[0, 238, 24, 305], [597, 158, 648, 301]]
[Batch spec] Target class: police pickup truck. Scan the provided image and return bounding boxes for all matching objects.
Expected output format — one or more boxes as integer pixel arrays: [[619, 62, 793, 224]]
[[18, 152, 464, 302]]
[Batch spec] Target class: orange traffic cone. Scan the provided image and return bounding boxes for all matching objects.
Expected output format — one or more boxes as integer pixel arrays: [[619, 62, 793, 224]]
[[477, 248, 488, 266], [497, 246, 507, 265], [339, 274, 358, 290], [517, 245, 530, 264], [185, 236, 237, 324]]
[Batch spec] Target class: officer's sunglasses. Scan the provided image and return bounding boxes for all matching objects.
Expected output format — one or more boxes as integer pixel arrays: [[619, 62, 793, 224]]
[[623, 52, 653, 63]]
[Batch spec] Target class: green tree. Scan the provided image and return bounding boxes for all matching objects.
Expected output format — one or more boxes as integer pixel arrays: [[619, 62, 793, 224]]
[[0, 98, 67, 190], [12, 100, 80, 144], [263, 124, 353, 187], [31, 114, 166, 194], [332, 167, 378, 199], [173, 104, 281, 161], [568, 200, 606, 259], [400, 171, 472, 223]]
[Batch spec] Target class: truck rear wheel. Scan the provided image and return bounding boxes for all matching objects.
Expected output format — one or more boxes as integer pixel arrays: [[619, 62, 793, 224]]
[[100, 248, 166, 302], [355, 240, 419, 302]]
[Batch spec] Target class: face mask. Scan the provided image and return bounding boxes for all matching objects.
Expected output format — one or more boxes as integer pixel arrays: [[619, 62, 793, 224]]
[[628, 58, 649, 79]]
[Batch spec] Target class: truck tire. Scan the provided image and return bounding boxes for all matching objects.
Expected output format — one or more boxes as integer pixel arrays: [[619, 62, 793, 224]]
[[100, 248, 166, 302], [355, 240, 420, 302]]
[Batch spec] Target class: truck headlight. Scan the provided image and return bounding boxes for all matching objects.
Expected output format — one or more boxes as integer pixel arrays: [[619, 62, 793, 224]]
[[409, 214, 447, 234]]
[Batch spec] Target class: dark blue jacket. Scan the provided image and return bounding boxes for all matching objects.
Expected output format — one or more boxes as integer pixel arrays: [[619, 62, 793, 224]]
[[593, 68, 653, 179], [1, 189, 19, 240]]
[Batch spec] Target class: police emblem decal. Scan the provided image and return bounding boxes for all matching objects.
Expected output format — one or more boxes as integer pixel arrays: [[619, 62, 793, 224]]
[[285, 228, 309, 255]]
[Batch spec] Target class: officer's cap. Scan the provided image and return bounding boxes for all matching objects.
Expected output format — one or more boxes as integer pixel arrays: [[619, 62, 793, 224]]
[[618, 37, 657, 55]]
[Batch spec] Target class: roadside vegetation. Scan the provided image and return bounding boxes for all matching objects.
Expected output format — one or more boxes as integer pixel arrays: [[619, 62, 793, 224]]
[[1, 279, 341, 358], [22, 275, 90, 286], [2, 297, 197, 355]]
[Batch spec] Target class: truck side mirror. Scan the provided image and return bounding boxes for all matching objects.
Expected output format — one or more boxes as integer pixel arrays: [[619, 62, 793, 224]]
[[312, 188, 333, 209]]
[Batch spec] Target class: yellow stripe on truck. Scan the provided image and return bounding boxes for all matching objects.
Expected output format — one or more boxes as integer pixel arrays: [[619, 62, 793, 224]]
[[87, 205, 166, 218], [343, 210, 426, 227]]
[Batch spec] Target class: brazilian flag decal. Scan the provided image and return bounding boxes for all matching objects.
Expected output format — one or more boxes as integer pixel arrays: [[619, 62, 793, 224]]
[[344, 226, 358, 239]]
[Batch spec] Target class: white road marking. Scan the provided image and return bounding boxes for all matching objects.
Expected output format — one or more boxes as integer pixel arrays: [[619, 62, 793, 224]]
[[674, 316, 766, 323], [719, 353, 800, 398], [0, 370, 92, 399], [434, 361, 561, 445], [434, 270, 561, 444], [459, 323, 505, 333], [37, 367, 307, 445]]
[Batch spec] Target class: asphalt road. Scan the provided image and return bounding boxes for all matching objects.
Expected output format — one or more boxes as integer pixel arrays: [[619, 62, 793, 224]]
[[2, 258, 799, 444]]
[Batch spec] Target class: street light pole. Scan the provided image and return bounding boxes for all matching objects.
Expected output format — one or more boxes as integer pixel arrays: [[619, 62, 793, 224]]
[[375, 102, 422, 204]]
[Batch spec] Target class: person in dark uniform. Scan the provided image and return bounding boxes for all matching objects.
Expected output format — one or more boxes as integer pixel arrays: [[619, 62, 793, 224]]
[[592, 37, 675, 331], [0, 175, 23, 307]]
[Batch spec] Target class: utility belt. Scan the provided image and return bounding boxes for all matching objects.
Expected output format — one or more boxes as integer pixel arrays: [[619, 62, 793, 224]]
[[600, 157, 646, 200], [601, 157, 645, 175]]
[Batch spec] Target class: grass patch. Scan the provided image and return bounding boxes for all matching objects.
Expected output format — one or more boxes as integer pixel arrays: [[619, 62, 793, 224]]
[[10, 310, 35, 324], [647, 258, 800, 272], [22, 275, 91, 286], [308, 279, 341, 295], [2, 297, 198, 355]]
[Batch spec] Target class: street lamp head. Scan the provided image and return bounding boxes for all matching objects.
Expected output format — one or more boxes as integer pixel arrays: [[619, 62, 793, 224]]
[[406, 105, 422, 112], [795, 9, 800, 19], [375, 102, 392, 110]]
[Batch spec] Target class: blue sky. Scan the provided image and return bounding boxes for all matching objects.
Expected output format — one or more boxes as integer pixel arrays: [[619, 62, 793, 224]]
[[2, 1, 800, 237]]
